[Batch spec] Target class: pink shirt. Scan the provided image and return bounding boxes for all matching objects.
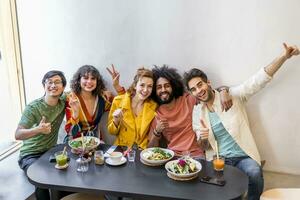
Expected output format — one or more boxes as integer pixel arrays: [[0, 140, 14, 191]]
[[150, 93, 204, 157]]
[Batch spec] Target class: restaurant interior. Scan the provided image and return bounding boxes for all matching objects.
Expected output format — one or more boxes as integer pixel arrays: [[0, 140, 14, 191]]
[[1, 0, 300, 199]]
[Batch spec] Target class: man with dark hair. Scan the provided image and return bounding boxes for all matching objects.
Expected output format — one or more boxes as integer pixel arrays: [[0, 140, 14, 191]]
[[184, 43, 299, 200], [15, 70, 67, 200], [148, 65, 231, 157]]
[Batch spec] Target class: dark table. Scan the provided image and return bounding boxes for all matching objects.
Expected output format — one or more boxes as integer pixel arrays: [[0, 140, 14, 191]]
[[27, 144, 248, 200]]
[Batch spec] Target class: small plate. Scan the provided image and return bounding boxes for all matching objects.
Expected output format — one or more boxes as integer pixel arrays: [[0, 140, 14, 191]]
[[105, 156, 127, 166], [55, 163, 69, 170]]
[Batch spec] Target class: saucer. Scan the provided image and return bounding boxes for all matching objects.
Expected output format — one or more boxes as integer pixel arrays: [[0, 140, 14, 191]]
[[55, 163, 69, 169], [105, 156, 127, 166]]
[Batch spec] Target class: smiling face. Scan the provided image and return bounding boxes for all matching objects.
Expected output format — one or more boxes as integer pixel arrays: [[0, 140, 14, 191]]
[[44, 75, 65, 97], [155, 77, 174, 104], [80, 73, 97, 93], [134, 77, 154, 101], [188, 77, 213, 103]]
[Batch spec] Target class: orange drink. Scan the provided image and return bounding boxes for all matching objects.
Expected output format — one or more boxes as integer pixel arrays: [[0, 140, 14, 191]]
[[213, 155, 225, 171]]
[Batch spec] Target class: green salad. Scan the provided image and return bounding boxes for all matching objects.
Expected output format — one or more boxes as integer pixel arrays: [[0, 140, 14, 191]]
[[147, 148, 172, 160], [168, 158, 197, 174], [69, 137, 98, 149]]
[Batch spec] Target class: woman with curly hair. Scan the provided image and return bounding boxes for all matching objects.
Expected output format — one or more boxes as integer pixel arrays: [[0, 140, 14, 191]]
[[107, 67, 157, 149], [65, 65, 122, 141]]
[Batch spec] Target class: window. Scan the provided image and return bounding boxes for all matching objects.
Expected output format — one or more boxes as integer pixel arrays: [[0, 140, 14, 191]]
[[0, 0, 25, 157]]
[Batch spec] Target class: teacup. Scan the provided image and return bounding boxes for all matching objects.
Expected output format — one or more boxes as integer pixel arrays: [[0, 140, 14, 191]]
[[109, 152, 123, 163], [55, 151, 68, 167]]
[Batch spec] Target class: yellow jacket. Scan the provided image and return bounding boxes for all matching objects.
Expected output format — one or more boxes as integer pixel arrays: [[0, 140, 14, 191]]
[[107, 92, 157, 149]]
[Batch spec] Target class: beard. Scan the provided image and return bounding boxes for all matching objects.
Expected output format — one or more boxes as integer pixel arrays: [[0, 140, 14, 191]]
[[157, 91, 174, 105]]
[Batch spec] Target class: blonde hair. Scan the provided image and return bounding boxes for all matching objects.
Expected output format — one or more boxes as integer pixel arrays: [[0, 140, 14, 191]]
[[127, 67, 153, 94]]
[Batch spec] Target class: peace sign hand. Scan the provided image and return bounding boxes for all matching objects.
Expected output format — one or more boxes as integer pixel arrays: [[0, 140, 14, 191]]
[[106, 64, 120, 87]]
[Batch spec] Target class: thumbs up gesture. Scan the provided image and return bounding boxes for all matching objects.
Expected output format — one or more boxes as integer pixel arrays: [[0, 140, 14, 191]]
[[198, 119, 209, 140], [283, 43, 299, 59], [37, 116, 51, 134]]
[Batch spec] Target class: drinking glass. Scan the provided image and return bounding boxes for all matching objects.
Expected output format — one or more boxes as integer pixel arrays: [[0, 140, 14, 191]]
[[55, 151, 68, 167], [76, 156, 89, 172], [213, 155, 225, 171], [94, 150, 104, 165], [127, 149, 136, 162]]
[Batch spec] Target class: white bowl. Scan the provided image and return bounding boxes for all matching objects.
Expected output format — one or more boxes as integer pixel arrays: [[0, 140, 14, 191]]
[[140, 147, 174, 165], [68, 136, 100, 153], [109, 152, 123, 163], [165, 159, 202, 178]]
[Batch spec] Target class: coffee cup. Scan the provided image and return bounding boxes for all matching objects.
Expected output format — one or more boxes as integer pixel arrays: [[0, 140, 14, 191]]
[[109, 152, 123, 163]]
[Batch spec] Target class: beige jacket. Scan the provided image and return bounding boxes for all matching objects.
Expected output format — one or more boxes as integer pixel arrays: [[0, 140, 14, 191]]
[[192, 68, 272, 165]]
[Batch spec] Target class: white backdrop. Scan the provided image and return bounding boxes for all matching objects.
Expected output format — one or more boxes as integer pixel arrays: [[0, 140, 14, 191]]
[[16, 0, 300, 174]]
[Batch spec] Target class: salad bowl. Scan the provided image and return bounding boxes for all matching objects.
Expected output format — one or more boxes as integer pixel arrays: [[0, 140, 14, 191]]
[[165, 157, 202, 178], [140, 147, 174, 165], [68, 136, 100, 153]]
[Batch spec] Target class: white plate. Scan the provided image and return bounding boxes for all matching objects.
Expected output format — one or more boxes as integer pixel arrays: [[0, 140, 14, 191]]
[[140, 147, 174, 165], [68, 136, 100, 153], [165, 159, 202, 178], [105, 156, 127, 166]]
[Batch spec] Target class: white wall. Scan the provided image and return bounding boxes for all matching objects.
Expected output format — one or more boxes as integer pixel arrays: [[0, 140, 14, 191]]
[[16, 0, 300, 174]]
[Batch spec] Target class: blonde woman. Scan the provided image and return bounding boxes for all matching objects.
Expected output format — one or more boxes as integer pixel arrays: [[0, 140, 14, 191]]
[[108, 68, 157, 149]]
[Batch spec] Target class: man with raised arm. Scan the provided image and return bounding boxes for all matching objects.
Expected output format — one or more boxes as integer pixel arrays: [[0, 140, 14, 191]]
[[148, 65, 232, 158], [183, 43, 299, 200]]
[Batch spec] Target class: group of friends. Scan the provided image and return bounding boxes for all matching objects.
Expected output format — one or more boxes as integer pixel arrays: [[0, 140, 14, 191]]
[[16, 43, 299, 200]]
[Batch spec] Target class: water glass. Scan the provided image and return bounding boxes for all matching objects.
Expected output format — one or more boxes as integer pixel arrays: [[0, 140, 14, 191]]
[[127, 149, 136, 162], [76, 157, 89, 172]]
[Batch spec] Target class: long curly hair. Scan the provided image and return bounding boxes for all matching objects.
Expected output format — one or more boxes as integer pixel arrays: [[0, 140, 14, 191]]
[[70, 65, 106, 96], [151, 65, 184, 103]]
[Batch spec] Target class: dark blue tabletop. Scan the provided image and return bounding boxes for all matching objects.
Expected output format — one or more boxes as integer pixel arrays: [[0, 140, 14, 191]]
[[27, 144, 248, 200]]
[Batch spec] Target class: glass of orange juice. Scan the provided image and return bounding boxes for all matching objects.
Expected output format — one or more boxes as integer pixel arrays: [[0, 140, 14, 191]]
[[213, 155, 225, 171]]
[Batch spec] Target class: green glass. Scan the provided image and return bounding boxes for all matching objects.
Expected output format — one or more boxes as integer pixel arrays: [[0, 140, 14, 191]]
[[55, 151, 68, 166]]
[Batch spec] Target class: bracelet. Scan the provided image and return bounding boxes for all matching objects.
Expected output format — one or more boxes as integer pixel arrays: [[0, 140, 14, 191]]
[[153, 129, 162, 137]]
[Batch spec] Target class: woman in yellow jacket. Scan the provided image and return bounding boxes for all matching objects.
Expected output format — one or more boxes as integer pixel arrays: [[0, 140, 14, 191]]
[[107, 68, 157, 149]]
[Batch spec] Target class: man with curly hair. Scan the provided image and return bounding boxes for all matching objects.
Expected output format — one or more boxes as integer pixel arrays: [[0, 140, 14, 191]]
[[148, 65, 231, 158]]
